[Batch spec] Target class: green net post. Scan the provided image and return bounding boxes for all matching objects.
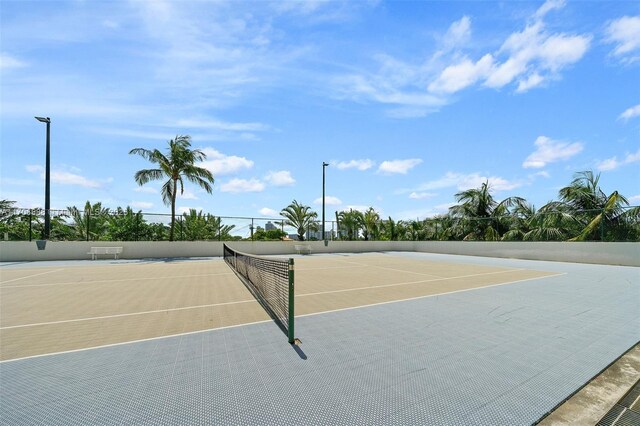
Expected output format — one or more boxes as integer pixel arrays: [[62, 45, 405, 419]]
[[288, 258, 295, 344]]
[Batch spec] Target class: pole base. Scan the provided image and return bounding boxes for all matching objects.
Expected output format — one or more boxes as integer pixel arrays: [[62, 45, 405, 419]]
[[36, 240, 47, 250]]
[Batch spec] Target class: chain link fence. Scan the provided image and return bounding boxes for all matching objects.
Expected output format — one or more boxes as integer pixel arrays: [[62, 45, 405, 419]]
[[1, 207, 638, 242]]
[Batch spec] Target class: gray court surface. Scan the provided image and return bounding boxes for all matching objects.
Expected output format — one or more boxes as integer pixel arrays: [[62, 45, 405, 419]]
[[1, 252, 638, 425]]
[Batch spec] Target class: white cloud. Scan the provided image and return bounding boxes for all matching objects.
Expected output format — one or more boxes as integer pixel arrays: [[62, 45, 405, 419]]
[[131, 201, 153, 209], [332, 55, 447, 118], [313, 196, 342, 206], [619, 104, 640, 121], [429, 54, 494, 94], [133, 186, 158, 194], [409, 192, 436, 200], [534, 0, 566, 20], [516, 72, 544, 93], [26, 165, 103, 188], [52, 171, 102, 188], [457, 174, 521, 191], [177, 206, 204, 215], [0, 53, 27, 69], [427, 2, 590, 95], [177, 189, 198, 200], [396, 203, 454, 221], [628, 195, 640, 203], [413, 172, 521, 192], [442, 16, 471, 49], [259, 207, 279, 217], [342, 205, 369, 213], [220, 178, 265, 193], [522, 136, 584, 169], [377, 159, 422, 175], [483, 21, 591, 92], [596, 157, 619, 172], [596, 149, 640, 171], [171, 118, 269, 132], [264, 170, 295, 186], [200, 148, 253, 176], [605, 16, 640, 63], [532, 171, 551, 179], [26, 164, 43, 173], [334, 159, 375, 171]]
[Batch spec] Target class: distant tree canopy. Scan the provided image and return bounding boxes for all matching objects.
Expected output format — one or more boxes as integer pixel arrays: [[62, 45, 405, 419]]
[[1, 170, 638, 242]]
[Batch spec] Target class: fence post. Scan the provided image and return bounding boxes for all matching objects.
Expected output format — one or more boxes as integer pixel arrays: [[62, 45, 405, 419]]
[[600, 208, 604, 241], [86, 210, 90, 241], [29, 209, 33, 241]]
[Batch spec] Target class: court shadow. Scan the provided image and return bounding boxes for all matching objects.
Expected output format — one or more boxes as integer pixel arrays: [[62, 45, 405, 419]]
[[291, 342, 307, 360]]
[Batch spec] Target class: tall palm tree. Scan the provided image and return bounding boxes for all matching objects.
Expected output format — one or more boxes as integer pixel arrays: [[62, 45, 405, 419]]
[[361, 207, 381, 241], [449, 181, 525, 240], [67, 201, 110, 241], [130, 135, 214, 241], [557, 171, 638, 241], [381, 216, 400, 241], [336, 209, 363, 240], [281, 200, 318, 241]]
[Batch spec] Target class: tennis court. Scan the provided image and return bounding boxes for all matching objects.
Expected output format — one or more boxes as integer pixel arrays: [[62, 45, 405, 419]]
[[1, 252, 555, 360], [1, 251, 638, 424]]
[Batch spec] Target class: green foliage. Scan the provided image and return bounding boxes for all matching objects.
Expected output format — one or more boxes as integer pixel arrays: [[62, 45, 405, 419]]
[[254, 228, 287, 241], [336, 209, 362, 240], [1, 170, 638, 242], [130, 135, 215, 241], [281, 200, 318, 241], [67, 201, 110, 241], [179, 209, 235, 241]]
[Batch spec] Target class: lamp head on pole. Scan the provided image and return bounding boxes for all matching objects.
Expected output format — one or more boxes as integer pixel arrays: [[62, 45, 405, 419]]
[[35, 116, 51, 124]]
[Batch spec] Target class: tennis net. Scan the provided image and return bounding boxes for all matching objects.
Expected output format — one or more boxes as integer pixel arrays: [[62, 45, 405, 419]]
[[223, 244, 295, 343]]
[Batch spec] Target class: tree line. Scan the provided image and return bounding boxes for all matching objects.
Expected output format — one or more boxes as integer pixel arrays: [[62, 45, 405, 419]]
[[1, 135, 637, 242], [2, 170, 636, 242]]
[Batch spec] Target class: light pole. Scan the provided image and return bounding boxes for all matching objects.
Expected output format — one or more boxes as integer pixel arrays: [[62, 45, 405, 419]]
[[322, 162, 329, 244], [35, 116, 51, 240]]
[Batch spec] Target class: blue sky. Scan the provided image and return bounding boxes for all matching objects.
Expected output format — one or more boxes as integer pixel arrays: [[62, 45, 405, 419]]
[[1, 0, 639, 232]]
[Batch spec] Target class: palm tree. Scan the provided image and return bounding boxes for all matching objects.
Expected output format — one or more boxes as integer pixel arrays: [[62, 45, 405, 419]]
[[181, 209, 235, 240], [105, 207, 146, 241], [361, 207, 381, 241], [130, 135, 214, 241], [449, 181, 525, 240], [381, 216, 399, 241], [557, 171, 638, 241], [336, 209, 363, 240], [67, 201, 110, 241], [281, 200, 318, 241]]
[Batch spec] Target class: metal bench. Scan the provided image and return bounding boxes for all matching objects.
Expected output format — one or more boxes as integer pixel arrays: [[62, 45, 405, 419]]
[[294, 244, 311, 255], [88, 247, 123, 260]]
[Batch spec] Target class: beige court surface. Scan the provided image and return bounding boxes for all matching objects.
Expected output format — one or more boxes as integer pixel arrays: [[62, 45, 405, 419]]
[[0, 254, 556, 361]]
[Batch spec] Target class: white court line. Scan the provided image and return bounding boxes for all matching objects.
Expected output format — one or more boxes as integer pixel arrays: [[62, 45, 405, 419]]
[[297, 272, 567, 319], [3, 268, 553, 330], [298, 268, 531, 297], [0, 318, 273, 363], [0, 271, 566, 364], [0, 269, 64, 285], [1, 271, 234, 289], [0, 298, 258, 330]]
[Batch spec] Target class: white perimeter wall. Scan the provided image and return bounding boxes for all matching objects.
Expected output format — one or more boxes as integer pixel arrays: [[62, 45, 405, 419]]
[[1, 240, 638, 267]]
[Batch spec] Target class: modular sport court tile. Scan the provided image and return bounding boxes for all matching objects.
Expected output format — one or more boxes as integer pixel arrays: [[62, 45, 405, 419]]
[[1, 251, 638, 425]]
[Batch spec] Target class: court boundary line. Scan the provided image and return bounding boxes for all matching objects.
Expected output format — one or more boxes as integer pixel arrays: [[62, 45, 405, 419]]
[[2, 268, 544, 329], [296, 272, 566, 319], [1, 271, 235, 289], [298, 268, 533, 297], [0, 271, 565, 363], [0, 298, 258, 330], [1, 269, 64, 284]]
